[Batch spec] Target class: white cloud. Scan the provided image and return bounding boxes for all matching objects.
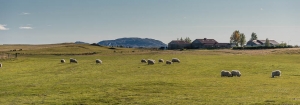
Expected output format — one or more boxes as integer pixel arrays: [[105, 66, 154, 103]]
[[19, 26, 33, 29], [260, 8, 263, 11], [21, 12, 30, 15], [0, 24, 9, 30]]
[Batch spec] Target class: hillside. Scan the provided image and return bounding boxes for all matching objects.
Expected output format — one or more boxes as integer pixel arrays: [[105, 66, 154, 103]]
[[97, 37, 167, 48]]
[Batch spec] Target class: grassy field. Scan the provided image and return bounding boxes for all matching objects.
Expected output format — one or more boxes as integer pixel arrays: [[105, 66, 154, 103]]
[[1, 44, 300, 104]]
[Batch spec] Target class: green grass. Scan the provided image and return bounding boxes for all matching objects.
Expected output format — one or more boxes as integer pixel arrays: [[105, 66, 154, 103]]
[[1, 44, 300, 104]]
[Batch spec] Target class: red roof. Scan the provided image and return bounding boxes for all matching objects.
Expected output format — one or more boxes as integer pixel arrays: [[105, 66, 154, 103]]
[[194, 38, 218, 44]]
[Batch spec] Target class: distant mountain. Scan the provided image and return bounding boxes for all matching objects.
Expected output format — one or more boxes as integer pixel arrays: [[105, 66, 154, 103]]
[[97, 37, 167, 48]]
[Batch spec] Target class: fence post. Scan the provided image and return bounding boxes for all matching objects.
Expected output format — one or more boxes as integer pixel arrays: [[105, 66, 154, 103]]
[[15, 53, 18, 58]]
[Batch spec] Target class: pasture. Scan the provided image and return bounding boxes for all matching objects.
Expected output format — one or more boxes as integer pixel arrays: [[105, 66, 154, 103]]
[[1, 44, 300, 104]]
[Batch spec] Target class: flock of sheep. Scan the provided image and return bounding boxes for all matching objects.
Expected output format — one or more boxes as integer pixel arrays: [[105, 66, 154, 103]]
[[221, 70, 242, 77], [0, 58, 281, 78], [141, 58, 180, 65], [60, 58, 102, 64], [221, 70, 281, 78], [139, 58, 281, 78]]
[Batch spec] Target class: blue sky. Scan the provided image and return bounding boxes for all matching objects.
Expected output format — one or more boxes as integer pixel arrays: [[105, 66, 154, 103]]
[[0, 0, 299, 45]]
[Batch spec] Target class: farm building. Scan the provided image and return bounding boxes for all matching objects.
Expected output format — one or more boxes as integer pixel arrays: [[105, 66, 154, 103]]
[[246, 40, 280, 47], [168, 38, 232, 49], [191, 38, 231, 49], [191, 38, 218, 49], [168, 40, 191, 49]]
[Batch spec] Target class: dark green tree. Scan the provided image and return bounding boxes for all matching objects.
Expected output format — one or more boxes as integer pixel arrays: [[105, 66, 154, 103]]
[[184, 37, 192, 43], [250, 32, 258, 41]]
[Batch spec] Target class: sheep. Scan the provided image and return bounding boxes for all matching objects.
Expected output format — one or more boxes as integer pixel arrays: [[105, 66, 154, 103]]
[[70, 58, 78, 63], [141, 59, 147, 63], [158, 59, 164, 63], [172, 58, 180, 63], [61, 59, 65, 63], [231, 70, 241, 77], [166, 60, 172, 64], [96, 59, 102, 64], [0, 63, 2, 68], [221, 70, 232, 77], [147, 59, 155, 65], [271, 70, 281, 78]]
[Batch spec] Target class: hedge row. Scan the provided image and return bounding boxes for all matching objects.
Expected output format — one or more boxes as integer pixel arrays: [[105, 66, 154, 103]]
[[233, 46, 294, 50]]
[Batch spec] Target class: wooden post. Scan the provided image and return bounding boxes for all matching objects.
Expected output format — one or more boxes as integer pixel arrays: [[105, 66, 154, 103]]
[[15, 53, 18, 58]]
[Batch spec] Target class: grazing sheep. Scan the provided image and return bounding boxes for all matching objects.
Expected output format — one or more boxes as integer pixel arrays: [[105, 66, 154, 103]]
[[0, 63, 2, 68], [231, 70, 241, 77], [158, 59, 164, 63], [166, 60, 172, 64], [147, 59, 155, 65], [70, 58, 78, 63], [272, 70, 281, 78], [61, 59, 65, 63], [172, 58, 180, 63], [141, 59, 147, 63], [221, 70, 232, 77], [96, 59, 102, 64]]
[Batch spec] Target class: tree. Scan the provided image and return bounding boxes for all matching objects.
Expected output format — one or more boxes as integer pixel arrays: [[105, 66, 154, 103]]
[[184, 37, 192, 43], [265, 38, 270, 47], [180, 37, 183, 41], [239, 33, 246, 47], [230, 30, 241, 46], [250, 32, 258, 41], [279, 42, 286, 47]]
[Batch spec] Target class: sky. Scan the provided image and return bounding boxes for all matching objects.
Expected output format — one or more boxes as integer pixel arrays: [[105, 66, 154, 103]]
[[0, 0, 300, 45]]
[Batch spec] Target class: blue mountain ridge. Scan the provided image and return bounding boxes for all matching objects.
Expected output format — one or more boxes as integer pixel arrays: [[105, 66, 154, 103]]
[[97, 37, 167, 48]]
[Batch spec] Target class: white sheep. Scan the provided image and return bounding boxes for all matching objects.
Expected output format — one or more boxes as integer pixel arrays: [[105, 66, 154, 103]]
[[61, 59, 65, 63], [221, 70, 232, 77], [147, 59, 155, 65], [166, 60, 172, 64], [172, 58, 180, 63], [271, 70, 281, 78], [70, 58, 78, 63], [96, 59, 102, 64], [158, 59, 164, 63], [141, 59, 147, 63], [0, 63, 2, 68], [231, 70, 241, 77]]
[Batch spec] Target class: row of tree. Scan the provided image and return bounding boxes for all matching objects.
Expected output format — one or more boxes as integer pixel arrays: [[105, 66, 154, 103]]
[[230, 30, 245, 47], [177, 37, 192, 43], [230, 30, 259, 47]]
